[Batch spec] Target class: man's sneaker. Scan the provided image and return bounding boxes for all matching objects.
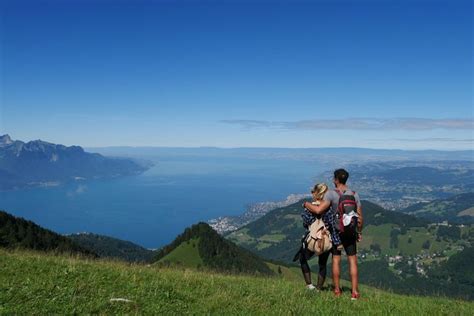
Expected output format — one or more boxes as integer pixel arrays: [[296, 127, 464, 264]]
[[351, 292, 360, 300], [334, 288, 342, 297], [306, 284, 317, 290]]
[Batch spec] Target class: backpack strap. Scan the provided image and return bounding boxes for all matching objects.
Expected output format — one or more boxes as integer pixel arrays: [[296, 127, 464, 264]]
[[336, 189, 356, 196], [334, 189, 344, 232]]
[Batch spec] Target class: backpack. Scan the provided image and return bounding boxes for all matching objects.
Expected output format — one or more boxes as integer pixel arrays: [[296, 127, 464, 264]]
[[305, 218, 333, 255], [335, 189, 358, 234]]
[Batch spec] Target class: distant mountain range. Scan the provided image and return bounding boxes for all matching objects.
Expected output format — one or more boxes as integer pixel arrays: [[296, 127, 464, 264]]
[[0, 135, 150, 190]]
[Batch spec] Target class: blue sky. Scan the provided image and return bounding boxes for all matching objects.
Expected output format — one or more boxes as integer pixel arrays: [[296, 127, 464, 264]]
[[1, 0, 472, 149]]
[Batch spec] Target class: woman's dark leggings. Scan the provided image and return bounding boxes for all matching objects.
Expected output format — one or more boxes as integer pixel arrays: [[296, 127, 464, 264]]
[[300, 249, 330, 287]]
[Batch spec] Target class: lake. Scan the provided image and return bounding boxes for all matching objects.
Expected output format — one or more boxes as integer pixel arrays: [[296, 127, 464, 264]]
[[0, 154, 328, 248]]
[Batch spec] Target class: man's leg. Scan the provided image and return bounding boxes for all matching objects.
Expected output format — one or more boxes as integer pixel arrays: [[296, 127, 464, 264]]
[[348, 255, 359, 294], [332, 253, 342, 292]]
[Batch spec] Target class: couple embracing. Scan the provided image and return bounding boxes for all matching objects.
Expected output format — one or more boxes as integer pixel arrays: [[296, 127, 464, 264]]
[[295, 168, 363, 300]]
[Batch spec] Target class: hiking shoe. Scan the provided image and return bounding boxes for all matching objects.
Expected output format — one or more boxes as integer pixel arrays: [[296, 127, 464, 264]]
[[351, 292, 360, 300], [306, 284, 317, 290], [334, 288, 342, 297]]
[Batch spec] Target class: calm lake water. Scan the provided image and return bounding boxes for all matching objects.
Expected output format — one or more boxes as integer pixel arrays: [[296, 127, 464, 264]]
[[0, 156, 327, 248]]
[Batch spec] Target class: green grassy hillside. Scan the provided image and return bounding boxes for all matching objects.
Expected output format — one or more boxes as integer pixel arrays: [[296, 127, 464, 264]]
[[401, 192, 474, 224], [228, 199, 472, 260], [158, 238, 204, 269], [227, 199, 474, 299], [155, 222, 274, 276], [1, 249, 472, 314], [227, 200, 433, 263]]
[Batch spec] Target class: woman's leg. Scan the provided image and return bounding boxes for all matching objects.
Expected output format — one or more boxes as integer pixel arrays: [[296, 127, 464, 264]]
[[300, 248, 315, 285], [317, 251, 330, 289]]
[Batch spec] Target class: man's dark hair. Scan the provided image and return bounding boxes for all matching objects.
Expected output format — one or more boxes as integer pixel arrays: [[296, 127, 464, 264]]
[[334, 169, 349, 184]]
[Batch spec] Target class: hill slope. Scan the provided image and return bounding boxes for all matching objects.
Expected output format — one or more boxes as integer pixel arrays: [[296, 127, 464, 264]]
[[400, 192, 474, 223], [227, 200, 474, 299], [67, 233, 156, 263], [0, 134, 148, 190], [1, 249, 472, 314], [155, 222, 274, 276], [227, 199, 429, 263], [0, 210, 96, 257]]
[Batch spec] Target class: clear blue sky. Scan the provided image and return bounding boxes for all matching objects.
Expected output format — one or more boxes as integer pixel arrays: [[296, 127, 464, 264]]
[[1, 0, 472, 149]]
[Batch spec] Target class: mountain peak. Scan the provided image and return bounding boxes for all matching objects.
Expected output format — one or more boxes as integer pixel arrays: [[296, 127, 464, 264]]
[[154, 222, 274, 276], [0, 134, 13, 146]]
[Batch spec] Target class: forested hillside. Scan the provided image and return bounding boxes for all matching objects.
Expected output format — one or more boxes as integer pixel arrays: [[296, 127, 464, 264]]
[[357, 246, 474, 300], [0, 210, 96, 257], [155, 222, 274, 276], [227, 199, 474, 300], [68, 233, 156, 263], [401, 192, 474, 223]]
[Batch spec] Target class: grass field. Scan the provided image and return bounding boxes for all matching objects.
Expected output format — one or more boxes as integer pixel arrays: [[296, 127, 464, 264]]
[[1, 249, 473, 315]]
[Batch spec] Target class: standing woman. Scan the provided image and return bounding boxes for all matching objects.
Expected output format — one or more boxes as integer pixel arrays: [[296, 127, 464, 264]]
[[298, 183, 334, 290]]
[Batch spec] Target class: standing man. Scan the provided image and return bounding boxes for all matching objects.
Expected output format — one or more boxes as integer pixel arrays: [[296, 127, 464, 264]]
[[303, 168, 363, 300]]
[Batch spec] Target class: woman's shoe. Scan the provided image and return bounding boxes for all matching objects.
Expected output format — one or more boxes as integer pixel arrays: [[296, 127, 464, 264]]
[[351, 292, 360, 300], [334, 287, 342, 297], [306, 284, 317, 290]]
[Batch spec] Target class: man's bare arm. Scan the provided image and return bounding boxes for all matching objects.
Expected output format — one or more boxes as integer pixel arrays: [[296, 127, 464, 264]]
[[303, 200, 330, 215], [357, 206, 363, 231]]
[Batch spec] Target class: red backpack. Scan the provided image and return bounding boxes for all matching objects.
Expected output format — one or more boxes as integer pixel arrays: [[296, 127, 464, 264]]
[[335, 189, 358, 233]]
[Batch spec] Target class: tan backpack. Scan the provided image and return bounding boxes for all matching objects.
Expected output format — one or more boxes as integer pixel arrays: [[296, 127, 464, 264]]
[[306, 218, 333, 255]]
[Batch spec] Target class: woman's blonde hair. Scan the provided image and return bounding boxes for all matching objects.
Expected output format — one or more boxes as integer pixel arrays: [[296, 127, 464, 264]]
[[311, 183, 328, 200]]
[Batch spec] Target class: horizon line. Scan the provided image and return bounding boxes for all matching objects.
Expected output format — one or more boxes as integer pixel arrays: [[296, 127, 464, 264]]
[[84, 145, 474, 153]]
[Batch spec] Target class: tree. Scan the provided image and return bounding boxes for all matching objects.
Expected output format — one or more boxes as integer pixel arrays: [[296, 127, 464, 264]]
[[400, 226, 407, 235], [370, 243, 381, 254], [390, 229, 400, 249], [422, 240, 431, 250]]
